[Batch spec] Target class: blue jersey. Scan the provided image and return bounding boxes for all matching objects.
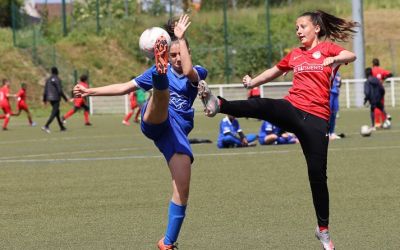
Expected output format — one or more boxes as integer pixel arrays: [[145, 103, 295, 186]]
[[259, 121, 281, 138], [330, 72, 341, 95], [217, 117, 242, 145], [134, 64, 207, 132]]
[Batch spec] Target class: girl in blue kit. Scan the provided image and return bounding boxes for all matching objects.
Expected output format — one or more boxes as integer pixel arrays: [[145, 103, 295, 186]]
[[217, 114, 257, 148], [73, 15, 207, 250], [258, 120, 298, 145]]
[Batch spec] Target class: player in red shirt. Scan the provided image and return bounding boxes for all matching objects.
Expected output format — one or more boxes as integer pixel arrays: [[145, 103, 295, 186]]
[[62, 75, 91, 126], [14, 83, 36, 126], [122, 90, 138, 126], [371, 58, 393, 127], [199, 10, 357, 250], [0, 79, 16, 130]]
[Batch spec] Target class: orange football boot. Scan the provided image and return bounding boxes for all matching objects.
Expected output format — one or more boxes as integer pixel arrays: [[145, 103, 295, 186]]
[[154, 36, 169, 74], [157, 237, 178, 250]]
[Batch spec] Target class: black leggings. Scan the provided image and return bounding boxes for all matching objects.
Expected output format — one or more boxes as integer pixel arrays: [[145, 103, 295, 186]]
[[220, 97, 330, 227], [45, 101, 65, 129]]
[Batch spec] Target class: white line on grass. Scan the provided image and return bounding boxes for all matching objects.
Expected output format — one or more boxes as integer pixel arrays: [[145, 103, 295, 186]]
[[0, 133, 142, 145], [0, 147, 151, 160], [2, 145, 400, 164]]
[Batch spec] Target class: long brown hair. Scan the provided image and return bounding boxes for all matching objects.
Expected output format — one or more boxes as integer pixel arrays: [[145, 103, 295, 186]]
[[300, 10, 358, 42], [164, 17, 190, 48]]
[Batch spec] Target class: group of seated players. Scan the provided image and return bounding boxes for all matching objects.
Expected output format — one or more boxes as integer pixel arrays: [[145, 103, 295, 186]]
[[217, 115, 298, 149]]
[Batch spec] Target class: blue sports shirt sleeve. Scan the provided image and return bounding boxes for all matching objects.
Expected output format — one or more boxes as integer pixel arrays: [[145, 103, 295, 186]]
[[133, 66, 155, 91], [194, 65, 208, 81]]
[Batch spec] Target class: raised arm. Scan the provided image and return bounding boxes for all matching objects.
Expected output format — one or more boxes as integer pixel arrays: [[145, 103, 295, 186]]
[[174, 14, 198, 82], [242, 66, 285, 89], [73, 81, 138, 97]]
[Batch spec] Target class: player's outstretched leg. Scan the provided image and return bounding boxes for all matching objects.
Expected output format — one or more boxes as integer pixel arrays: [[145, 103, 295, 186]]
[[315, 226, 335, 250], [142, 36, 170, 125], [198, 80, 220, 117]]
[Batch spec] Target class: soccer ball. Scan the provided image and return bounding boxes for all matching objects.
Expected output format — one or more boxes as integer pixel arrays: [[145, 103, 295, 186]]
[[139, 27, 171, 59], [360, 125, 372, 137]]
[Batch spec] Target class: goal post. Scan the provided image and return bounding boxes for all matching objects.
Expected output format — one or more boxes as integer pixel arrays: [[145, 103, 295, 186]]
[[89, 94, 130, 115]]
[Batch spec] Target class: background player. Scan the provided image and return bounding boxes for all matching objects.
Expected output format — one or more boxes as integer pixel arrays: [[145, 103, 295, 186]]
[[371, 58, 393, 127], [217, 114, 257, 148], [258, 120, 298, 145], [0, 79, 16, 131], [62, 74, 92, 126], [14, 82, 36, 126], [328, 71, 342, 139]]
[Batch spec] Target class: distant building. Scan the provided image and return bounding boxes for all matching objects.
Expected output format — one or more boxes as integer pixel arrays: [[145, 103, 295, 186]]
[[23, 0, 73, 20]]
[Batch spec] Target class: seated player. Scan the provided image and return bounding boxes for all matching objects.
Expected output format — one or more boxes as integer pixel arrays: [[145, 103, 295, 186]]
[[258, 120, 298, 145], [217, 115, 257, 148]]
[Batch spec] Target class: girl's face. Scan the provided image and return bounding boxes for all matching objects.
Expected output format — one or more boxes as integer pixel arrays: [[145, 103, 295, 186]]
[[295, 16, 320, 48], [169, 42, 182, 74]]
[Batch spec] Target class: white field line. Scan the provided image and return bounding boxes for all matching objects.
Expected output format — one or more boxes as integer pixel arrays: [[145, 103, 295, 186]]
[[0, 133, 141, 145], [1, 145, 400, 164]]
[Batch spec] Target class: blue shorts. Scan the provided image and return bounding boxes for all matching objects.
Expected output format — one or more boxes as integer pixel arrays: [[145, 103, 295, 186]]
[[140, 102, 194, 163]]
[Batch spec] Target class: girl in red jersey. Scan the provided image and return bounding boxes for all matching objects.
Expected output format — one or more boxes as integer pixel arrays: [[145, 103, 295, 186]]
[[122, 90, 138, 126], [199, 10, 357, 250], [62, 75, 92, 126], [14, 83, 36, 126], [371, 58, 393, 127], [0, 79, 16, 130]]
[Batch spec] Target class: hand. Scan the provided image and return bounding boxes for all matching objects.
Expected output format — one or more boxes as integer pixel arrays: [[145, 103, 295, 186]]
[[241, 137, 249, 147], [174, 14, 191, 39], [323, 57, 336, 66], [73, 84, 89, 97], [242, 75, 252, 89]]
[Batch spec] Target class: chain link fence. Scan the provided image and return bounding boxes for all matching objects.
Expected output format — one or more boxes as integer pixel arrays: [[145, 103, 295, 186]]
[[10, 1, 400, 86]]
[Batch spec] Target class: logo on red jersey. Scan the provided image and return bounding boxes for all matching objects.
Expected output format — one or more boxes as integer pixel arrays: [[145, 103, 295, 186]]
[[312, 51, 321, 59], [294, 62, 324, 73]]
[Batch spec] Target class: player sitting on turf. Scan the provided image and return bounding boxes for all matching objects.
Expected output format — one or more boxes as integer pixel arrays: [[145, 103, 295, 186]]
[[217, 115, 257, 148], [258, 120, 298, 145]]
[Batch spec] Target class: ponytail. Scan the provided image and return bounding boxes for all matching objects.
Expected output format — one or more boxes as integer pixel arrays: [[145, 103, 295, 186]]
[[300, 10, 358, 42]]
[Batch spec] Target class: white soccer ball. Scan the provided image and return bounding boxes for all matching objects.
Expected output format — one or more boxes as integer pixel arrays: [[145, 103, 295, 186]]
[[360, 125, 372, 137], [139, 27, 171, 59]]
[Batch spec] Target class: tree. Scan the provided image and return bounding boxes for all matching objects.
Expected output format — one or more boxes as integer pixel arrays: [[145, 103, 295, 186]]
[[0, 0, 23, 27]]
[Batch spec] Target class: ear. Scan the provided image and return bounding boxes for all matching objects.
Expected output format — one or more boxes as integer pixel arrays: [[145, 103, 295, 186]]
[[315, 25, 321, 34]]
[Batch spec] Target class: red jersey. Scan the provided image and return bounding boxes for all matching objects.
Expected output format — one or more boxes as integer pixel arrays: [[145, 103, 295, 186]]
[[276, 41, 344, 120], [74, 81, 89, 106], [16, 88, 26, 103], [129, 91, 138, 108], [0, 85, 10, 104], [248, 87, 261, 98], [371, 66, 391, 83]]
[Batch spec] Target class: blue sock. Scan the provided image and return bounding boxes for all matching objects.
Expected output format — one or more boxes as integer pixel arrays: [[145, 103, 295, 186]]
[[164, 201, 187, 245], [152, 68, 169, 90]]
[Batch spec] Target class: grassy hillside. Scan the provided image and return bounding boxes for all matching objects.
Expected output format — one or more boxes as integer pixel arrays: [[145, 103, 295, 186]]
[[0, 1, 399, 108]]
